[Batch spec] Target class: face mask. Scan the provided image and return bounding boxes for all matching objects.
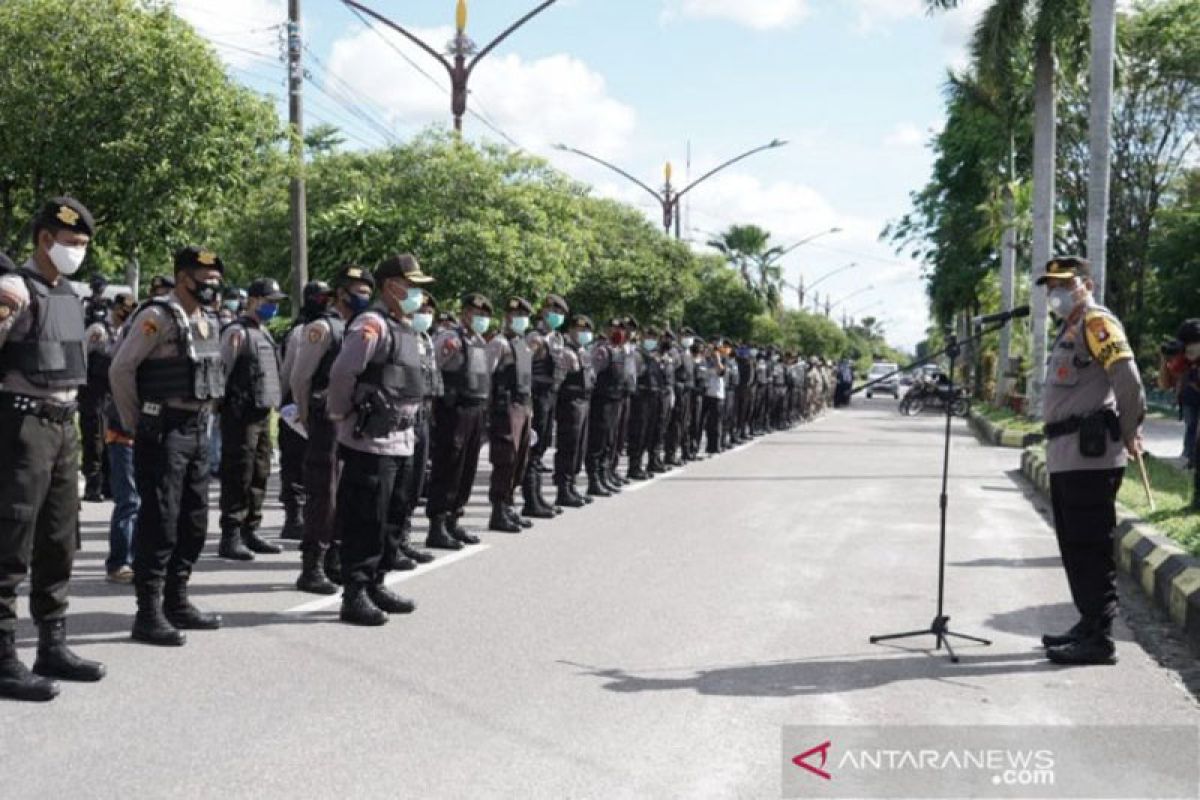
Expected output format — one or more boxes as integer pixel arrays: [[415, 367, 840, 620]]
[[48, 242, 87, 276], [412, 312, 434, 334], [609, 330, 625, 346], [748, 349, 758, 358], [400, 287, 423, 315], [510, 316, 530, 335], [1187, 343, 1200, 361], [546, 312, 565, 330], [223, 300, 240, 312], [682, 337, 694, 349], [576, 331, 594, 347], [643, 338, 658, 352], [471, 315, 491, 335], [1047, 287, 1076, 316], [257, 302, 279, 322], [346, 292, 371, 314], [187, 274, 220, 306]]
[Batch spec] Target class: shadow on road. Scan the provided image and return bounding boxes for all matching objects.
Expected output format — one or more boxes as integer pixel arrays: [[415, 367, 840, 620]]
[[14, 609, 334, 646]]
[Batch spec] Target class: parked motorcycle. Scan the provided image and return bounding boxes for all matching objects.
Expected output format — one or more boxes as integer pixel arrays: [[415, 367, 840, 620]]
[[898, 372, 970, 417]]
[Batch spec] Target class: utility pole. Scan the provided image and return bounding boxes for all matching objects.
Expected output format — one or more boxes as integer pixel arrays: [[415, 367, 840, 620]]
[[288, 0, 308, 308]]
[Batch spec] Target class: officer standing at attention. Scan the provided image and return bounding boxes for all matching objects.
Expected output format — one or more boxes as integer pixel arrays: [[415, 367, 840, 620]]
[[626, 325, 664, 482], [0, 199, 106, 702], [290, 266, 375, 594], [558, 315, 598, 498], [523, 295, 568, 519], [400, 291, 441, 560], [147, 275, 175, 299], [585, 319, 625, 497], [81, 290, 123, 501], [1037, 256, 1145, 666], [109, 246, 226, 646], [611, 316, 639, 486], [324, 257, 423, 625], [428, 290, 492, 550], [217, 278, 287, 561], [487, 298, 536, 532]]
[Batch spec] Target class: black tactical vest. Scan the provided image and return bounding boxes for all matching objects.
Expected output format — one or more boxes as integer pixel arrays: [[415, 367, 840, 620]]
[[0, 270, 87, 390], [419, 332, 443, 399], [673, 346, 694, 388], [494, 334, 533, 404], [737, 356, 754, 387], [772, 362, 787, 386], [638, 352, 665, 394], [310, 314, 345, 393], [559, 342, 594, 398], [530, 329, 566, 391], [133, 300, 225, 402], [228, 319, 282, 411], [594, 344, 625, 401], [442, 328, 490, 404], [693, 356, 708, 390], [86, 322, 114, 391], [357, 313, 424, 404]]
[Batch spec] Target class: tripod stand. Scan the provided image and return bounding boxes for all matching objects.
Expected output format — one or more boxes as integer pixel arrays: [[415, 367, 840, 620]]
[[854, 322, 1010, 663]]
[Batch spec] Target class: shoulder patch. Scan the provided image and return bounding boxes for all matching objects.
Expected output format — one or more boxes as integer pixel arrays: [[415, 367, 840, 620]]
[[307, 326, 324, 343], [141, 318, 159, 337], [360, 317, 383, 341], [0, 305, 10, 321], [1084, 312, 1131, 369]]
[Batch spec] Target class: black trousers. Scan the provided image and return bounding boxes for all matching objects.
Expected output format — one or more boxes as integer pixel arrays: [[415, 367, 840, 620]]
[[278, 418, 306, 518], [302, 409, 339, 551], [664, 387, 690, 458], [427, 400, 485, 518], [78, 384, 107, 487], [689, 391, 705, 453], [489, 400, 532, 505], [337, 446, 412, 586], [722, 391, 737, 447], [702, 396, 723, 454], [586, 396, 620, 476], [555, 393, 590, 482], [0, 409, 79, 631], [404, 402, 432, 513], [133, 410, 211, 591], [530, 386, 557, 464], [219, 410, 273, 535], [611, 395, 632, 473], [1049, 468, 1124, 629], [735, 386, 754, 437], [627, 391, 661, 468]]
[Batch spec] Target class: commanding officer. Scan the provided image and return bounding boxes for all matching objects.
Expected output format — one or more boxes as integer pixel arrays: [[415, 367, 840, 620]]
[[217, 278, 286, 561], [291, 267, 374, 594], [0, 199, 106, 702], [81, 292, 128, 501], [324, 256, 423, 626], [1037, 256, 1145, 666], [110, 245, 226, 647], [555, 315, 597, 497], [487, 298, 535, 532]]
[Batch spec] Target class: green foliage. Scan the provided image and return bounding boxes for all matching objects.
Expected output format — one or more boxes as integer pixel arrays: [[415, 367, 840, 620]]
[[682, 255, 764, 341], [706, 224, 786, 311], [0, 0, 280, 278]]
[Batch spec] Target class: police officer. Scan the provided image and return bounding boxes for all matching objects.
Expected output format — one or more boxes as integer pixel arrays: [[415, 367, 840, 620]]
[[663, 327, 694, 467], [734, 343, 755, 443], [610, 316, 639, 487], [217, 278, 286, 561], [402, 291, 440, 561], [721, 342, 739, 450], [488, 298, 536, 532], [110, 245, 226, 646], [689, 337, 709, 457], [702, 338, 727, 455], [324, 257, 424, 625], [1037, 256, 1146, 666], [147, 275, 175, 299], [428, 289, 491, 549], [289, 267, 373, 594], [522, 296, 568, 519], [0, 199, 106, 701], [556, 315, 598, 498], [81, 291, 125, 501], [626, 325, 665, 482], [586, 319, 626, 496]]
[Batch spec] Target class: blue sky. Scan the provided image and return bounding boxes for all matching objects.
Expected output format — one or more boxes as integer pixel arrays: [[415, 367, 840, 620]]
[[174, 0, 991, 350]]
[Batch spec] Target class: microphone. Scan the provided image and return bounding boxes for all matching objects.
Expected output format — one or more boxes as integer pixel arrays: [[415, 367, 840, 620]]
[[974, 305, 1030, 326]]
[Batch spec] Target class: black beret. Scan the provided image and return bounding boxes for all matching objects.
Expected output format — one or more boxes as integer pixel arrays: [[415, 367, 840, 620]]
[[37, 196, 94, 237], [461, 292, 493, 314], [570, 314, 593, 331], [174, 245, 224, 274], [543, 294, 569, 313], [334, 263, 375, 290], [506, 296, 533, 315], [248, 277, 286, 300], [375, 253, 433, 284], [302, 280, 332, 303]]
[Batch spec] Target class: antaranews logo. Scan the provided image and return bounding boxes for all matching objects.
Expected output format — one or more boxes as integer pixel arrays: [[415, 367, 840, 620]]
[[792, 740, 833, 781]]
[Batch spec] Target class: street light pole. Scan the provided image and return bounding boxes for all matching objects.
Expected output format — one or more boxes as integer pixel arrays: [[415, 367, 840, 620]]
[[825, 284, 876, 317], [341, 0, 560, 134], [554, 139, 788, 239]]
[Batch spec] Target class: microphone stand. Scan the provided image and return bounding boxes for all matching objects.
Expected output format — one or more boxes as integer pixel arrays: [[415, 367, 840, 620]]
[[853, 318, 1013, 663]]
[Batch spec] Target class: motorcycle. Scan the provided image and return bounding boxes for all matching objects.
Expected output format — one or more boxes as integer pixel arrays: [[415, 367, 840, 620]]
[[898, 374, 970, 418]]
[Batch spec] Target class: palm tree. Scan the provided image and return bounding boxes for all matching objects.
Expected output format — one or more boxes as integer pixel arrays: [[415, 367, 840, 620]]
[[707, 224, 786, 312], [1087, 0, 1117, 301]]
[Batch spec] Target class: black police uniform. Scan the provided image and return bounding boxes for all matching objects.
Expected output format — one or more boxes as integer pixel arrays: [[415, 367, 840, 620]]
[[586, 336, 625, 493], [80, 311, 114, 500], [664, 341, 694, 465], [558, 334, 596, 496], [489, 326, 535, 529]]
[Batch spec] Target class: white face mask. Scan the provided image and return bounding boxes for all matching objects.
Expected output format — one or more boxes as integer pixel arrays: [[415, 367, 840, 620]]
[[1047, 287, 1077, 316], [1186, 343, 1200, 361], [48, 242, 87, 276]]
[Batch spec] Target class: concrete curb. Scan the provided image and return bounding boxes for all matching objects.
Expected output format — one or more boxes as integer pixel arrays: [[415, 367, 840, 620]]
[[968, 409, 1045, 449], [1020, 446, 1200, 650]]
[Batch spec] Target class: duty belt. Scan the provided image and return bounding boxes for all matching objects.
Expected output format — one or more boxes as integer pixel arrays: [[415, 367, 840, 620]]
[[0, 392, 78, 423], [1043, 409, 1119, 440]]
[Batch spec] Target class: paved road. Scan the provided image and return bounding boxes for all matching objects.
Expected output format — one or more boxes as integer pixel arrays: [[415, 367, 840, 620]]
[[3, 400, 1197, 798]]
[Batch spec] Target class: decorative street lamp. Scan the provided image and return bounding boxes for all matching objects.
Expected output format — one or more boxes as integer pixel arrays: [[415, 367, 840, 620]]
[[554, 139, 789, 239], [341, 0, 560, 134], [825, 284, 876, 317]]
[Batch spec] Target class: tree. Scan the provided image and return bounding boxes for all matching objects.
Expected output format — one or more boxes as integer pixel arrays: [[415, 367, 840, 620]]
[[682, 255, 764, 341], [706, 224, 786, 312], [0, 0, 280, 285]]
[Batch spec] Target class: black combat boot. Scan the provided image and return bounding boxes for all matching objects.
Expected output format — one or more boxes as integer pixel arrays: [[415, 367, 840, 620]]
[[324, 544, 344, 585], [600, 466, 623, 494], [521, 471, 552, 518], [0, 629, 59, 701], [507, 505, 533, 529], [1041, 618, 1092, 649], [164, 580, 222, 630], [570, 477, 593, 504], [535, 473, 563, 515], [626, 461, 649, 481], [31, 619, 106, 682], [367, 576, 416, 615], [398, 521, 435, 565], [586, 473, 611, 498], [218, 528, 253, 561], [242, 529, 283, 555], [450, 515, 481, 545], [340, 583, 388, 626], [1046, 622, 1117, 666], [425, 514, 463, 550], [131, 586, 187, 647], [280, 500, 304, 541], [296, 547, 338, 595], [555, 479, 586, 508], [83, 475, 104, 503]]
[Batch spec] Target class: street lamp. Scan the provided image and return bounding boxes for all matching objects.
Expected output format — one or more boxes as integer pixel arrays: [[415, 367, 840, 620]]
[[798, 260, 856, 306], [341, 0, 560, 134], [825, 284, 876, 317], [554, 139, 788, 239]]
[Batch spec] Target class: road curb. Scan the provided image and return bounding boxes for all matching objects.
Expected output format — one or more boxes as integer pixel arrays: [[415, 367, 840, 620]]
[[1021, 445, 1200, 650], [968, 409, 1045, 449]]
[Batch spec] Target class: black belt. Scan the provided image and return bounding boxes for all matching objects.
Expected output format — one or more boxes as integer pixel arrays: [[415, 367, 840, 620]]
[[1043, 409, 1118, 440], [0, 392, 77, 423]]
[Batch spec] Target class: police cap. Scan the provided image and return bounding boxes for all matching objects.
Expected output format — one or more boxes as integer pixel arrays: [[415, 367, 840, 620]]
[[303, 280, 333, 304], [149, 274, 175, 292], [543, 294, 569, 313], [375, 253, 433, 285], [334, 263, 375, 290], [505, 296, 533, 316], [174, 246, 224, 274], [36, 196, 94, 239], [461, 292, 494, 314], [1035, 255, 1091, 286], [248, 277, 286, 300]]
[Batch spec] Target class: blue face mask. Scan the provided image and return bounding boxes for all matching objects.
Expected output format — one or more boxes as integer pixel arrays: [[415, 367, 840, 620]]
[[412, 312, 433, 333], [510, 316, 530, 335], [643, 339, 658, 352], [471, 315, 491, 335], [257, 302, 279, 322], [577, 331, 594, 347], [401, 288, 423, 315], [346, 292, 371, 314], [223, 300, 240, 312], [546, 312, 565, 330]]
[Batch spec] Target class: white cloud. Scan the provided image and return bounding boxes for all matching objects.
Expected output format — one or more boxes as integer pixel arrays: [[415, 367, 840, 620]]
[[662, 0, 811, 30], [847, 0, 989, 71], [327, 25, 636, 157], [884, 122, 926, 149], [172, 0, 287, 70]]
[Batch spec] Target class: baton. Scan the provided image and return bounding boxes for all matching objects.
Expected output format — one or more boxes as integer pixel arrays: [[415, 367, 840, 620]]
[[1135, 451, 1156, 512]]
